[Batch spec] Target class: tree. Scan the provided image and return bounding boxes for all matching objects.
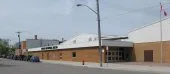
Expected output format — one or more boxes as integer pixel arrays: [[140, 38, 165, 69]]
[[0, 39, 15, 57]]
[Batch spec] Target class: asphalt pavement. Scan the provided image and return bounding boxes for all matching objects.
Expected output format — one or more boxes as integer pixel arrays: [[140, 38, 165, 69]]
[[0, 58, 159, 74]]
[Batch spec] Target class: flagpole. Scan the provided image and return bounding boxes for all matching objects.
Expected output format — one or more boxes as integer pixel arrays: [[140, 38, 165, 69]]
[[160, 3, 163, 64]]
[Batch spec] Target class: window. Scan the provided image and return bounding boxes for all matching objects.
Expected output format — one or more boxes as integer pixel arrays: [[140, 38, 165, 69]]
[[48, 47, 52, 49], [112, 52, 115, 55], [119, 52, 122, 56], [53, 46, 58, 49], [122, 53, 124, 56], [88, 37, 92, 41], [94, 38, 97, 41], [60, 53, 62, 56], [41, 48, 45, 50], [116, 52, 119, 55], [108, 52, 111, 55], [112, 57, 115, 60], [119, 57, 122, 60], [116, 57, 118, 60], [120, 48, 124, 51], [108, 57, 111, 60], [60, 57, 62, 59], [72, 52, 76, 57]]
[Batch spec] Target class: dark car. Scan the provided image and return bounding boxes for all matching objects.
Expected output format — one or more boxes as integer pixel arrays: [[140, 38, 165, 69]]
[[20, 55, 25, 61], [23, 55, 32, 61], [13, 55, 20, 60], [30, 56, 40, 62]]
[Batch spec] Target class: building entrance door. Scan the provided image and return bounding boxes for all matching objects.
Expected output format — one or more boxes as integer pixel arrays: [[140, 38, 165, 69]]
[[107, 47, 125, 62], [144, 50, 153, 62]]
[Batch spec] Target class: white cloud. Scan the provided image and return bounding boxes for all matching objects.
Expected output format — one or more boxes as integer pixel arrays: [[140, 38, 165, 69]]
[[44, 0, 75, 15]]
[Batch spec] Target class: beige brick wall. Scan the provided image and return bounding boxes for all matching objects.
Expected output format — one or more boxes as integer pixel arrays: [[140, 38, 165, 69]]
[[134, 41, 170, 63], [29, 47, 106, 63]]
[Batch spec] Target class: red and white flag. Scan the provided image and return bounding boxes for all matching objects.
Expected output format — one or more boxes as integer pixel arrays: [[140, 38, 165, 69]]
[[164, 11, 167, 16], [160, 2, 168, 16]]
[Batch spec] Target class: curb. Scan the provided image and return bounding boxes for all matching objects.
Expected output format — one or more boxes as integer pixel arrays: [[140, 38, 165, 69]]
[[41, 60, 170, 73]]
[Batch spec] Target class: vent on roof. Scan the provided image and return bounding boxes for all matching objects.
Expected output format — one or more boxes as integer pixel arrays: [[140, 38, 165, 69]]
[[73, 40, 76, 43], [89, 37, 92, 41], [94, 38, 97, 41]]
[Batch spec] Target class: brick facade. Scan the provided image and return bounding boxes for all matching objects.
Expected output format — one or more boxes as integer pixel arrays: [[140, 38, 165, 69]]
[[15, 41, 27, 55], [29, 46, 106, 63], [29, 41, 170, 63], [133, 41, 170, 63]]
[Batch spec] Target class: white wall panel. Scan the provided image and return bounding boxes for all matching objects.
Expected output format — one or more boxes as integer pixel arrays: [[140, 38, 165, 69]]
[[28, 47, 41, 51], [128, 18, 170, 43], [58, 41, 99, 49]]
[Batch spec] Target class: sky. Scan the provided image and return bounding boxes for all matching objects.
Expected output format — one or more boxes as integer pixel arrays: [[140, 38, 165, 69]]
[[0, 0, 170, 44]]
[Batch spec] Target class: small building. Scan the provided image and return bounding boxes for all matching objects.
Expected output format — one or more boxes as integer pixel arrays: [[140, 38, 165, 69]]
[[29, 33, 133, 63], [15, 41, 27, 55], [26, 35, 60, 49], [15, 35, 60, 55]]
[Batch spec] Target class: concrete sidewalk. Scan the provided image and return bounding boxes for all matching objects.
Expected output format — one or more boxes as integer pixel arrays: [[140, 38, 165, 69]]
[[41, 60, 170, 73]]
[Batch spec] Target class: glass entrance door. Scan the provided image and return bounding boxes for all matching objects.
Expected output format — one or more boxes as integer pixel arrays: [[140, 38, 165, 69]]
[[107, 47, 125, 62]]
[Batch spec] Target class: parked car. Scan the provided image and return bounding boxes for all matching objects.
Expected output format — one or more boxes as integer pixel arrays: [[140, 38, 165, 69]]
[[23, 55, 32, 61], [6, 56, 10, 59], [19, 55, 25, 61], [2, 55, 7, 58], [30, 56, 40, 62], [13, 55, 20, 60], [6, 55, 14, 59], [27, 55, 32, 61]]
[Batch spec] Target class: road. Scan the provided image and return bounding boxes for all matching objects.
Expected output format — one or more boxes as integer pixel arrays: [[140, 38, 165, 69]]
[[0, 58, 159, 74]]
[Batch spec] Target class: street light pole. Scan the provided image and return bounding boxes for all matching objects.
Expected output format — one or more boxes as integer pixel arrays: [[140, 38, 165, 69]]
[[96, 0, 102, 67], [77, 0, 102, 67]]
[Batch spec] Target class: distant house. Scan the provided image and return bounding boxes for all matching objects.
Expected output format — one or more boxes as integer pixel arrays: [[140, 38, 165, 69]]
[[15, 35, 60, 55], [29, 33, 133, 63], [26, 39, 60, 49]]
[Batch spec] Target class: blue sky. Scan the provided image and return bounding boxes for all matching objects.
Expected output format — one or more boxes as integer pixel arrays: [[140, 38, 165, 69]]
[[0, 0, 169, 44]]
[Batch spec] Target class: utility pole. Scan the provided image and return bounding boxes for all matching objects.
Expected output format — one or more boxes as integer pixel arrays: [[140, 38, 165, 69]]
[[16, 31, 22, 55]]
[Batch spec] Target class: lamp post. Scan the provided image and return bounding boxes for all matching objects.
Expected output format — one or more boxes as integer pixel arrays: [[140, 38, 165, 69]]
[[77, 0, 102, 67]]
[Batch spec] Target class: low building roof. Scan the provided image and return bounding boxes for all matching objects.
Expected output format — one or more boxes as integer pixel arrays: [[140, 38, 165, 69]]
[[28, 33, 133, 52]]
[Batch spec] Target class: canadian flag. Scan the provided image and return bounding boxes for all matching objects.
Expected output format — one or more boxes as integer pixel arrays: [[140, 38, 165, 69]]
[[160, 3, 167, 16]]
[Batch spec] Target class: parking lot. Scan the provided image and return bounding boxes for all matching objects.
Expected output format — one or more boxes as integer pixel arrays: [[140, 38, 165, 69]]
[[0, 58, 160, 74]]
